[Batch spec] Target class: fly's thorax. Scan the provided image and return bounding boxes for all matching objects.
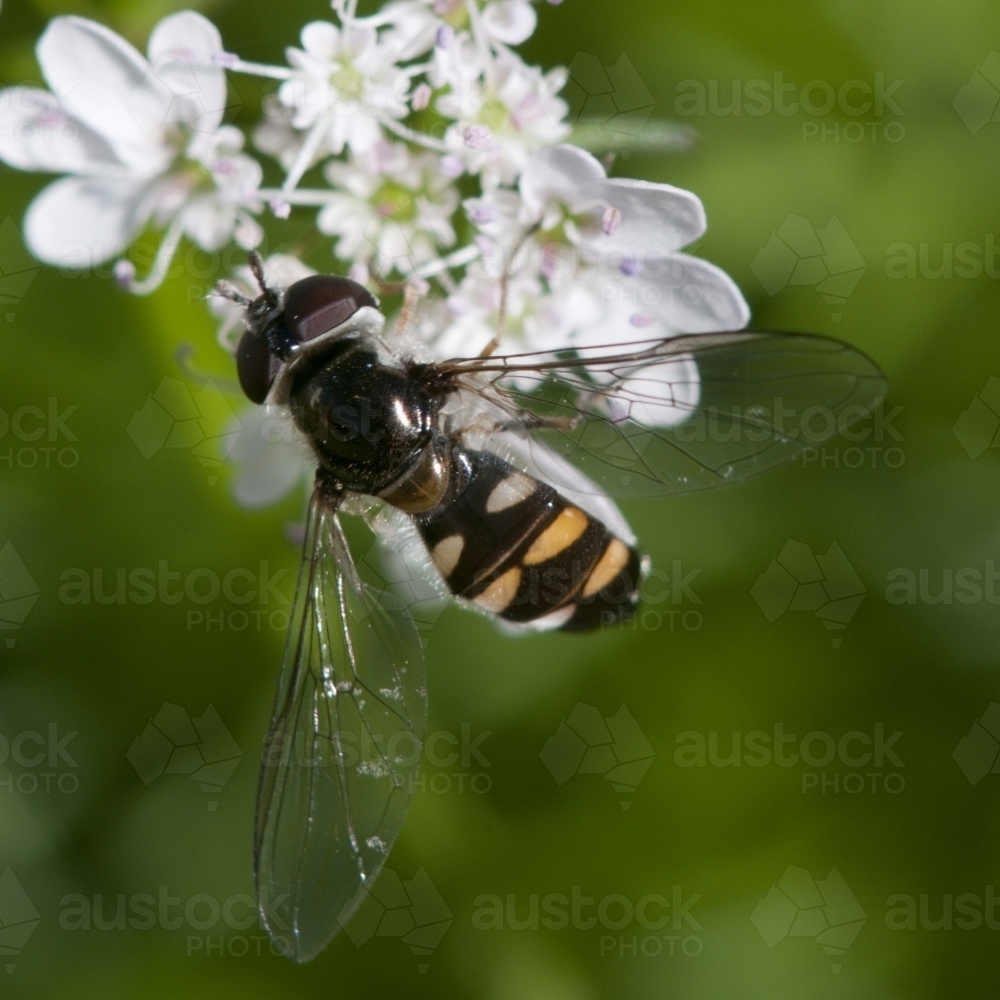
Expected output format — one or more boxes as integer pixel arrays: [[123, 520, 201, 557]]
[[287, 337, 446, 495]]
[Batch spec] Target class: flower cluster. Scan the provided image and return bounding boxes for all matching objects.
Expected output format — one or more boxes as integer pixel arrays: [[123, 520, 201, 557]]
[[0, 0, 751, 509]]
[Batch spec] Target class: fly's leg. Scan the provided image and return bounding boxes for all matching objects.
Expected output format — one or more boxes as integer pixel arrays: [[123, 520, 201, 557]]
[[479, 221, 542, 359], [392, 278, 430, 339], [495, 415, 580, 433]]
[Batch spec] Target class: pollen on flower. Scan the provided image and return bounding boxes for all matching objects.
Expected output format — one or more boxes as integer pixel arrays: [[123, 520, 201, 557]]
[[464, 124, 493, 150], [411, 83, 433, 111], [114, 260, 136, 289], [440, 155, 465, 178], [269, 196, 292, 219], [467, 204, 498, 225]]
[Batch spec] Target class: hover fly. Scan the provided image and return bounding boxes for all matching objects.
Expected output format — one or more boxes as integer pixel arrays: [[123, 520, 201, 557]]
[[216, 251, 884, 961]]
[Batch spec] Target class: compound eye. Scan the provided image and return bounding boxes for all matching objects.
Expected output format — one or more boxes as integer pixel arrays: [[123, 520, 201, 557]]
[[236, 328, 279, 404], [283, 274, 378, 344]]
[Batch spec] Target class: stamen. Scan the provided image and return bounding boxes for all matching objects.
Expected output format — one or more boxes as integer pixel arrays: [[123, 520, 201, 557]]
[[259, 188, 337, 207], [410, 243, 481, 280], [117, 216, 186, 296], [213, 52, 293, 80]]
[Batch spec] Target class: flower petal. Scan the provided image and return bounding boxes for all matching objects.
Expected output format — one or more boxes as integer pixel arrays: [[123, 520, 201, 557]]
[[37, 16, 173, 176], [618, 357, 700, 428], [228, 406, 311, 509], [147, 11, 227, 133], [24, 174, 150, 266], [342, 23, 378, 60], [519, 144, 605, 217], [180, 194, 237, 251], [591, 177, 706, 253], [635, 253, 751, 333], [0, 87, 120, 173], [482, 1, 537, 44], [300, 21, 340, 60]]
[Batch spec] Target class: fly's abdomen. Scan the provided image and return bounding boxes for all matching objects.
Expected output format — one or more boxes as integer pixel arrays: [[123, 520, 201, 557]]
[[415, 450, 641, 631]]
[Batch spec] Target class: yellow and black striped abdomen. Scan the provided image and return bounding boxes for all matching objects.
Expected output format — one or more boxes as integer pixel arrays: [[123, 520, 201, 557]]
[[415, 450, 641, 631]]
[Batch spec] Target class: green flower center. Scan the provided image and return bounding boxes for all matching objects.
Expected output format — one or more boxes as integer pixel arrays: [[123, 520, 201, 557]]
[[179, 157, 213, 193], [436, 0, 469, 29], [479, 98, 509, 131], [374, 182, 417, 221], [331, 63, 364, 99]]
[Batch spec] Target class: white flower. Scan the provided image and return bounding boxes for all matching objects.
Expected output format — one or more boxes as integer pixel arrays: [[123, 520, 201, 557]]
[[318, 141, 457, 275], [454, 144, 750, 351], [253, 99, 305, 173], [431, 142, 750, 426], [518, 144, 707, 259], [378, 0, 538, 61], [278, 20, 410, 163], [437, 47, 569, 189], [0, 12, 262, 288]]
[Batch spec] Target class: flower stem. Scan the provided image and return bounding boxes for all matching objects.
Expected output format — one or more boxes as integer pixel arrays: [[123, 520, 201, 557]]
[[258, 188, 337, 205], [380, 116, 449, 153], [124, 216, 186, 296]]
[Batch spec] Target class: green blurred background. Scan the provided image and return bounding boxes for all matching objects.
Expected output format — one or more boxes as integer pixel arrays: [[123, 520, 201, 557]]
[[3, 0, 1000, 996]]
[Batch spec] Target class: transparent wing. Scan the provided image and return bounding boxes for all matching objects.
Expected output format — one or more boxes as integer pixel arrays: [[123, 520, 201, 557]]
[[255, 488, 427, 963], [442, 331, 887, 499]]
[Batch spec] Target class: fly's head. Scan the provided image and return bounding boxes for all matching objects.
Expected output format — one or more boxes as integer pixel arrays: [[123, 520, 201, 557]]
[[215, 251, 382, 405]]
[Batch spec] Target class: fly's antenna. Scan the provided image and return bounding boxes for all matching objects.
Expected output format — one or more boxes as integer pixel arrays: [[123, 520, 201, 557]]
[[247, 249, 270, 296], [480, 221, 541, 359], [213, 280, 252, 306], [212, 252, 295, 359]]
